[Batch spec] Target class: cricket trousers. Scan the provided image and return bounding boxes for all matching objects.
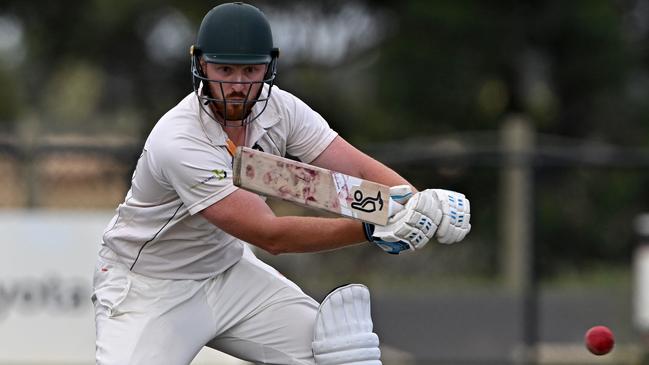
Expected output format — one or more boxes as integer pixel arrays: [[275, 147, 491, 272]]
[[92, 245, 318, 365]]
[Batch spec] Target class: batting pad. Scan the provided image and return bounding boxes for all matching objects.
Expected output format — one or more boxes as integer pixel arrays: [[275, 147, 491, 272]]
[[312, 284, 382, 365]]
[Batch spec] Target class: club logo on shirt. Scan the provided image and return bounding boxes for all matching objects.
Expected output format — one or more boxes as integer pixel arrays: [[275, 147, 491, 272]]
[[211, 169, 227, 180], [191, 169, 228, 190]]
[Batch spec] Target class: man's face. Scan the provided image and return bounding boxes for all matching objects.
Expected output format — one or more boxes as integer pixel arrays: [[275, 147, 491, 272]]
[[200, 60, 267, 122]]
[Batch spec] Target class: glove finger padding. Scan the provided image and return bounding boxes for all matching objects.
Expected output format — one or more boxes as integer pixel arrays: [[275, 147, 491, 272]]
[[373, 213, 430, 248], [388, 185, 413, 205], [425, 189, 471, 244], [385, 185, 413, 218], [372, 191, 442, 252]]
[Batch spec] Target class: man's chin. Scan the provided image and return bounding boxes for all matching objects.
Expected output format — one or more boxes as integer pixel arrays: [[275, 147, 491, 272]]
[[223, 114, 246, 122], [219, 107, 251, 121]]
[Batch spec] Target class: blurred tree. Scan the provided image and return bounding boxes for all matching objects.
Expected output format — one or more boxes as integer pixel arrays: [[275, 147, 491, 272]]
[[5, 0, 205, 135], [369, 1, 637, 138], [344, 0, 649, 279], [0, 70, 20, 129]]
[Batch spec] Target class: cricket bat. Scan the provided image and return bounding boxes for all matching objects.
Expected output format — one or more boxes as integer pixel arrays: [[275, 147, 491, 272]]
[[232, 146, 396, 225]]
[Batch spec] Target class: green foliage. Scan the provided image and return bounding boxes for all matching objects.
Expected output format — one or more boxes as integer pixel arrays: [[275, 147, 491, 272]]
[[0, 70, 20, 127], [369, 0, 639, 141]]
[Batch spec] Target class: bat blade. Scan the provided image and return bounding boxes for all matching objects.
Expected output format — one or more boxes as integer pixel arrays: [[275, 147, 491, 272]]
[[233, 146, 390, 225]]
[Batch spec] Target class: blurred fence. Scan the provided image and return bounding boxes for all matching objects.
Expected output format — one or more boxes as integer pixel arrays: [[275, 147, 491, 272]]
[[0, 134, 139, 209]]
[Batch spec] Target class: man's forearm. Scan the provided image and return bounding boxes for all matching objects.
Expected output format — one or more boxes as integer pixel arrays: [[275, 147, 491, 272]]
[[358, 157, 417, 192], [257, 216, 367, 255]]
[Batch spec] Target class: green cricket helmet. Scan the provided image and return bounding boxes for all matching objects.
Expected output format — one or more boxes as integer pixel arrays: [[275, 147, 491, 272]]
[[191, 2, 280, 125]]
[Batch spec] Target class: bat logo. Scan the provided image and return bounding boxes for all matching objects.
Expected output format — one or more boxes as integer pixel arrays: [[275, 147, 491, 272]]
[[351, 190, 384, 213]]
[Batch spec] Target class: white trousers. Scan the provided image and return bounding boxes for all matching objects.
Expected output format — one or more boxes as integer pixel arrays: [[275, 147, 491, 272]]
[[93, 245, 318, 365]]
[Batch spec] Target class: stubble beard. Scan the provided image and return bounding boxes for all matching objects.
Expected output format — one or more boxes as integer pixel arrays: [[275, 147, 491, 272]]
[[213, 102, 252, 122]]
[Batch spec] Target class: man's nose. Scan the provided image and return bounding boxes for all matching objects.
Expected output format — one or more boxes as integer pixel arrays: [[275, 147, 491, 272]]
[[230, 74, 247, 92]]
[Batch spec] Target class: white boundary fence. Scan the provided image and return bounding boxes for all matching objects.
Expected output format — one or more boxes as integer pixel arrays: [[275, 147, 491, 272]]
[[0, 210, 248, 364]]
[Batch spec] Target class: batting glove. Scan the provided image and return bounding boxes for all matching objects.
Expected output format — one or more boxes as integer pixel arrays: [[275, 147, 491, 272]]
[[363, 186, 442, 254], [424, 189, 471, 244]]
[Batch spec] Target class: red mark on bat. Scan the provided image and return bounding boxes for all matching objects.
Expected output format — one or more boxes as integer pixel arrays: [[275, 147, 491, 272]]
[[306, 168, 318, 178], [263, 172, 273, 185], [290, 167, 319, 186], [245, 165, 255, 179], [331, 198, 340, 209], [303, 186, 317, 202], [300, 181, 322, 205], [278, 185, 298, 198]]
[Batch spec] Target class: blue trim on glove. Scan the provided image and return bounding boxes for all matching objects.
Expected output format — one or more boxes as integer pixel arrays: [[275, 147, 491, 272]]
[[362, 222, 375, 242], [390, 192, 413, 203], [374, 240, 410, 255], [363, 222, 410, 255]]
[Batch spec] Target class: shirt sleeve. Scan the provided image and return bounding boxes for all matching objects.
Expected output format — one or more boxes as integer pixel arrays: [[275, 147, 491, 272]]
[[156, 135, 237, 215], [284, 93, 338, 163]]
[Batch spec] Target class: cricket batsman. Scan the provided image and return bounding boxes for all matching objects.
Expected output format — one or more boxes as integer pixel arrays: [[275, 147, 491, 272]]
[[92, 2, 471, 364]]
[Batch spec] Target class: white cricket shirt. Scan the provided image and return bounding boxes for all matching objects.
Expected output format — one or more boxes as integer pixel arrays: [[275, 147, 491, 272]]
[[101, 84, 338, 279]]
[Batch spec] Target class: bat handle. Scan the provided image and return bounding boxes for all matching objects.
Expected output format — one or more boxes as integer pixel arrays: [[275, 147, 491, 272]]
[[386, 184, 411, 217], [388, 198, 404, 217]]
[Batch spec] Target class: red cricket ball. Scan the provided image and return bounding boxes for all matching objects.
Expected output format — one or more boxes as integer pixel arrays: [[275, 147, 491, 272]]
[[584, 325, 615, 355]]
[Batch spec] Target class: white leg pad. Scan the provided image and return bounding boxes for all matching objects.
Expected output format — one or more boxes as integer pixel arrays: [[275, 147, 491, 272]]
[[312, 284, 382, 365]]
